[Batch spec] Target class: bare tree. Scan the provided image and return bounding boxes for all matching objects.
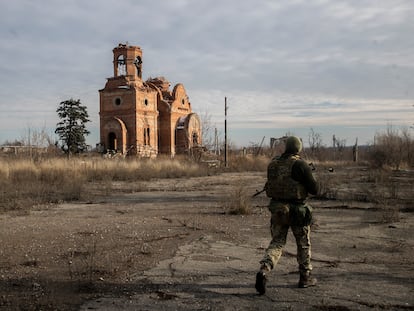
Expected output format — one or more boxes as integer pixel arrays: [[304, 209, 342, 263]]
[[21, 125, 55, 148], [200, 111, 217, 151], [371, 125, 413, 169], [401, 127, 413, 166], [308, 128, 324, 159], [332, 134, 346, 160]]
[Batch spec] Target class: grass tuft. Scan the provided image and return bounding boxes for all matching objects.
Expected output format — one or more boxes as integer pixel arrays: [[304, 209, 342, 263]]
[[223, 184, 252, 215]]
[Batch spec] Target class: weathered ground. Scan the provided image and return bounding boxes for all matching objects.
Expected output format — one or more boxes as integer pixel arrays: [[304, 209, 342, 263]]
[[0, 167, 413, 310]]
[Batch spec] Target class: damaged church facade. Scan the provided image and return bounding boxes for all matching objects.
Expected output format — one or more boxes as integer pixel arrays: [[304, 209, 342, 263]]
[[99, 43, 202, 157]]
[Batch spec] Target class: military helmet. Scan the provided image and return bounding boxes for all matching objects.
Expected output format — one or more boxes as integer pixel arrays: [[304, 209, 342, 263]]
[[285, 136, 302, 153]]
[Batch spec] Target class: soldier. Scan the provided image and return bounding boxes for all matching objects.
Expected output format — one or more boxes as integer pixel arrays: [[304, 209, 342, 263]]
[[255, 136, 318, 295]]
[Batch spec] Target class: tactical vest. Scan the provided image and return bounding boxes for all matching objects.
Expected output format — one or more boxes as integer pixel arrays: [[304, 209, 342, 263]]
[[265, 154, 308, 200]]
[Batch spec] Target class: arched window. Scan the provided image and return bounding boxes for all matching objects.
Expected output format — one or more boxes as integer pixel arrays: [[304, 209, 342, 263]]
[[117, 55, 126, 76], [134, 56, 142, 78], [192, 132, 198, 145], [114, 97, 122, 106], [144, 127, 150, 146]]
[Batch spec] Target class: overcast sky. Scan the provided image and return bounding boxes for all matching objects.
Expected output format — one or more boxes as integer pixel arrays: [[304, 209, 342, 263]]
[[0, 0, 413, 147]]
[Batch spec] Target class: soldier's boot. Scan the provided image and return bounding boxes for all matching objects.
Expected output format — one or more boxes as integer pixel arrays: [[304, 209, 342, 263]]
[[255, 271, 267, 295], [255, 264, 270, 295], [298, 271, 317, 288]]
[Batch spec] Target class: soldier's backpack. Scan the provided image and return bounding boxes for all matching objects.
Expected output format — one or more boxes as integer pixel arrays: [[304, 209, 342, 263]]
[[265, 154, 307, 200]]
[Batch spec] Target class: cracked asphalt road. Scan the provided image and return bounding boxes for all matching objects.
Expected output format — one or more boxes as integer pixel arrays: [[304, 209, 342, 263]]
[[1, 171, 413, 310]]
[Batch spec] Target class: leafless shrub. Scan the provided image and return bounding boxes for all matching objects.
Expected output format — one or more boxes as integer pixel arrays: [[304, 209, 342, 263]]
[[368, 148, 388, 169], [380, 176, 400, 223], [369, 126, 414, 169], [364, 168, 388, 183], [313, 166, 339, 200], [67, 231, 102, 286], [200, 111, 215, 151], [362, 170, 400, 223], [223, 184, 252, 215], [21, 125, 55, 148], [316, 178, 338, 200], [308, 128, 323, 152]]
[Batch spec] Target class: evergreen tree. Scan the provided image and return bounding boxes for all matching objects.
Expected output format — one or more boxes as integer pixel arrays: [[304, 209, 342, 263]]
[[55, 99, 90, 155]]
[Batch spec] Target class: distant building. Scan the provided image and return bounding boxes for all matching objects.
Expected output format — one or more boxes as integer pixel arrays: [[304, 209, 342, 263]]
[[99, 43, 201, 157]]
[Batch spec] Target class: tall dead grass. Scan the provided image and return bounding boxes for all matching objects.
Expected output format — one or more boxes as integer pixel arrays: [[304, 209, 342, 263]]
[[227, 155, 269, 172], [0, 157, 211, 212], [0, 159, 85, 212], [83, 156, 209, 181], [222, 183, 252, 215]]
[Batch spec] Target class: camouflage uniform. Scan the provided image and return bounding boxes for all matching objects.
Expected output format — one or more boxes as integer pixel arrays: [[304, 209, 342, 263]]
[[255, 136, 318, 294], [260, 200, 313, 274]]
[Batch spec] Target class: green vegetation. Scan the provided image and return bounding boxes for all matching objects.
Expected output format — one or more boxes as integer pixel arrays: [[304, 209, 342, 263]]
[[55, 99, 90, 155]]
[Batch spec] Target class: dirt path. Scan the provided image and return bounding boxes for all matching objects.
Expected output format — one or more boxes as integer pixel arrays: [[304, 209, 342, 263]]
[[80, 207, 413, 311], [0, 171, 413, 310]]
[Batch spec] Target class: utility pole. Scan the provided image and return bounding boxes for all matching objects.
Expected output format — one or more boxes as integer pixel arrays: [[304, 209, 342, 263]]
[[214, 127, 219, 155], [224, 97, 228, 168], [28, 128, 32, 159]]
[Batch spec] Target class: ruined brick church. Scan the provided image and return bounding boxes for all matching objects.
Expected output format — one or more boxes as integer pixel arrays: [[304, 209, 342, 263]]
[[99, 43, 201, 157]]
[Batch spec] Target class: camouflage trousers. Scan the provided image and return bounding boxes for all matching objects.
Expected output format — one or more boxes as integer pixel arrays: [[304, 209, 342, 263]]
[[260, 200, 313, 273]]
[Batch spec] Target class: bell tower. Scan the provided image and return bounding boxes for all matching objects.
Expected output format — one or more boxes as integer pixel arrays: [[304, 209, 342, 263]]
[[99, 43, 159, 157], [112, 43, 143, 80]]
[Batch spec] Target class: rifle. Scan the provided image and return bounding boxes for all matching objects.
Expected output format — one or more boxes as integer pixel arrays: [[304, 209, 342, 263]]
[[252, 187, 266, 198], [308, 162, 334, 172]]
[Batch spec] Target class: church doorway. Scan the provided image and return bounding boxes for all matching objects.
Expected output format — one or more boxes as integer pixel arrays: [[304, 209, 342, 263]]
[[108, 132, 117, 151]]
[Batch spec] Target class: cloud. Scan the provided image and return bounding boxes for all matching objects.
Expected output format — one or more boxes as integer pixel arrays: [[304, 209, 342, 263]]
[[0, 0, 413, 146], [193, 88, 413, 129]]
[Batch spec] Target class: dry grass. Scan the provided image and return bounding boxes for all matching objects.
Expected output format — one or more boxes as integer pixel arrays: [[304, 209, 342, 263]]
[[227, 155, 269, 172], [310, 160, 407, 223], [1, 154, 410, 223], [82, 156, 210, 181], [0, 154, 274, 213], [0, 159, 85, 212], [0, 156, 213, 212], [222, 183, 252, 215]]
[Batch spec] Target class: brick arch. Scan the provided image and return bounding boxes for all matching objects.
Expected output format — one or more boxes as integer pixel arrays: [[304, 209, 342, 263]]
[[174, 113, 202, 153], [171, 83, 190, 109], [103, 117, 128, 154], [172, 83, 185, 99], [186, 113, 202, 147]]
